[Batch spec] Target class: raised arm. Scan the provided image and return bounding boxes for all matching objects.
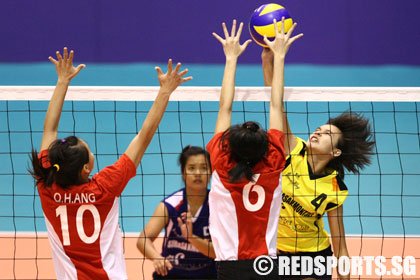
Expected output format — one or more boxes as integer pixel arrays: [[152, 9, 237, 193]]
[[261, 48, 274, 87], [40, 48, 85, 151], [212, 20, 252, 135], [263, 18, 302, 154], [125, 59, 192, 167], [261, 48, 295, 156], [137, 203, 173, 277]]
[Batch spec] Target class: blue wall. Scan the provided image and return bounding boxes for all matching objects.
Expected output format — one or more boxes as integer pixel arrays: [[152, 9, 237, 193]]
[[1, 0, 420, 65]]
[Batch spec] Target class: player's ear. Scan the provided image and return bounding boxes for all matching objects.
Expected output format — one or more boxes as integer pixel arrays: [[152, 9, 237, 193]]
[[333, 148, 342, 158], [82, 163, 91, 174]]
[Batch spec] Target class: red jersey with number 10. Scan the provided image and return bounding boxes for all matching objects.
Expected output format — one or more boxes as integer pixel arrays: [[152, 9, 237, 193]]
[[37, 150, 136, 280], [206, 129, 286, 260]]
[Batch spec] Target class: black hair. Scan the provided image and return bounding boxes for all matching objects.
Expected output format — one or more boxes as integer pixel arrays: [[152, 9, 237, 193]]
[[178, 145, 211, 176], [220, 121, 268, 182], [327, 112, 375, 177], [29, 136, 90, 189]]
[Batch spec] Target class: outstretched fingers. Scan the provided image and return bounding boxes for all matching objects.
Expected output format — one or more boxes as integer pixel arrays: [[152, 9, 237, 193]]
[[273, 19, 279, 36], [48, 56, 58, 66], [56, 51, 63, 62], [263, 35, 271, 47], [235, 22, 244, 40], [155, 66, 164, 76], [176, 63, 193, 83], [181, 75, 193, 84], [63, 47, 68, 60], [174, 62, 181, 74], [222, 22, 229, 39], [289, 32, 304, 45], [178, 68, 189, 77], [69, 50, 74, 64], [230, 19, 237, 37], [212, 32, 225, 44], [74, 64, 86, 76], [241, 39, 252, 49], [167, 59, 173, 73]]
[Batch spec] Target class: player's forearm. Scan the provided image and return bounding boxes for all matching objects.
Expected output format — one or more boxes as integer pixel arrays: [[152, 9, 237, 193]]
[[262, 59, 274, 87], [219, 58, 237, 112], [43, 80, 70, 133], [333, 239, 350, 279], [138, 89, 170, 140], [269, 56, 285, 131], [126, 90, 170, 166], [138, 236, 163, 260], [271, 55, 285, 110], [188, 235, 216, 258]]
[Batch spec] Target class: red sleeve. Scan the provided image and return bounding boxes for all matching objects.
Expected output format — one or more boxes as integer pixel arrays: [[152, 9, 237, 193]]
[[206, 132, 223, 170], [266, 129, 286, 171], [92, 154, 137, 197]]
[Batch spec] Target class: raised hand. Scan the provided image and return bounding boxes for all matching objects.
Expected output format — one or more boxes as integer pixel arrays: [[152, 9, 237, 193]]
[[212, 19, 252, 60], [155, 59, 192, 94], [49, 47, 85, 83], [177, 211, 193, 239], [263, 17, 303, 58]]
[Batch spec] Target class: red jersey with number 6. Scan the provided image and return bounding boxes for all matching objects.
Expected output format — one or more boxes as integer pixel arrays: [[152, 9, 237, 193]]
[[37, 150, 136, 280], [206, 129, 286, 260]]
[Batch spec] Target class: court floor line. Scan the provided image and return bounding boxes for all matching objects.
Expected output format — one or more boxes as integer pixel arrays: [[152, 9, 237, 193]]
[[0, 233, 419, 279]]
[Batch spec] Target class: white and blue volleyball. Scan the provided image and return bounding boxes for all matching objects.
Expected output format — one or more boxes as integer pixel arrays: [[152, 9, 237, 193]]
[[249, 3, 293, 47]]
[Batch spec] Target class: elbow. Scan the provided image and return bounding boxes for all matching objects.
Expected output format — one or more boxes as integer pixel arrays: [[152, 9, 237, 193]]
[[136, 239, 144, 253], [136, 232, 146, 253]]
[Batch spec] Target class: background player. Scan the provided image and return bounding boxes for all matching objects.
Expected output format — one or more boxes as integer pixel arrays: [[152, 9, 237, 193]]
[[29, 48, 191, 279], [207, 19, 302, 279], [262, 23, 375, 279], [137, 146, 217, 279]]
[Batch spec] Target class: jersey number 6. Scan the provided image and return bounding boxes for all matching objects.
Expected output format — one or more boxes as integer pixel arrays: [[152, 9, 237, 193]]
[[242, 175, 265, 212], [56, 205, 101, 246]]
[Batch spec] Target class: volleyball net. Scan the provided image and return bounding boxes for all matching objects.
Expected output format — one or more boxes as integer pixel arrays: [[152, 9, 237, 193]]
[[0, 86, 419, 279]]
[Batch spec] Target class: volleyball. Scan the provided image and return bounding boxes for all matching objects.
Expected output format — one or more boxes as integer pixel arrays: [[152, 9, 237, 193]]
[[249, 3, 293, 47]]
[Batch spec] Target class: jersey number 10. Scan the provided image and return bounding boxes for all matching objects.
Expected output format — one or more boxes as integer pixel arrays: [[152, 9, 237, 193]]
[[56, 205, 101, 246]]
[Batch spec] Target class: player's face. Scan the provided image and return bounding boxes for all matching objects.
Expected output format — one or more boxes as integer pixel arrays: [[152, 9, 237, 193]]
[[183, 154, 211, 191], [307, 124, 342, 158]]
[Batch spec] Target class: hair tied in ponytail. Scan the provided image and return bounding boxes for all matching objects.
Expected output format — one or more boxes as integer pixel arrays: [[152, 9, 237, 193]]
[[242, 121, 259, 132], [61, 139, 67, 144]]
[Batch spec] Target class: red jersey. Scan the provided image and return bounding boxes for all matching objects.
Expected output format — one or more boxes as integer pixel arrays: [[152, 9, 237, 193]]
[[37, 150, 136, 280], [206, 129, 286, 260]]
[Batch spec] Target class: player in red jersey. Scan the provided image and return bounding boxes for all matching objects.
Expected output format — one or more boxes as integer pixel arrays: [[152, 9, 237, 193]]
[[207, 19, 302, 279], [29, 48, 191, 280]]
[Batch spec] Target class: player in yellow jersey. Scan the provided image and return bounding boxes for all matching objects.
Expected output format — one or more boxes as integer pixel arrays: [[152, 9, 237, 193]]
[[262, 48, 375, 279]]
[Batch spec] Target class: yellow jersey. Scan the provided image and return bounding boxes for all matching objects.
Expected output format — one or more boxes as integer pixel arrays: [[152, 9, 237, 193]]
[[277, 137, 348, 253]]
